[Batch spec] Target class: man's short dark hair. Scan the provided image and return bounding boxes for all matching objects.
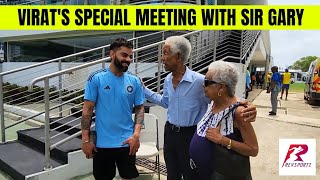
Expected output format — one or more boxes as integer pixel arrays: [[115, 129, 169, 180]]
[[110, 38, 133, 51], [271, 66, 278, 72]]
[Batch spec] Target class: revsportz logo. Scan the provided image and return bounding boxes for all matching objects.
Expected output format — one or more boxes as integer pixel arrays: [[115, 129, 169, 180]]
[[279, 139, 316, 176], [281, 144, 311, 168]]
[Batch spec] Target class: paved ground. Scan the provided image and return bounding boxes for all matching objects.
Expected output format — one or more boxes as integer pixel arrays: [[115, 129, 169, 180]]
[[249, 88, 320, 179], [250, 117, 320, 180], [253, 90, 320, 120]]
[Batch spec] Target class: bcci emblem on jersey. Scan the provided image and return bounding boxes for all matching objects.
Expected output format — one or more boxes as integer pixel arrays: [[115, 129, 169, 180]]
[[126, 85, 133, 94]]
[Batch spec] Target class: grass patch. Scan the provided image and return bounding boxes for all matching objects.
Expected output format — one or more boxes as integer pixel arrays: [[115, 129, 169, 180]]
[[289, 82, 305, 92]]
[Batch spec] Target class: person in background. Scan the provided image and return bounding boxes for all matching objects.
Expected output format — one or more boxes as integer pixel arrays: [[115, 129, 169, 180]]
[[245, 67, 251, 99], [267, 66, 282, 116], [266, 72, 271, 90], [280, 68, 291, 100], [251, 72, 256, 88], [81, 38, 145, 180], [143, 36, 258, 180], [256, 72, 263, 89]]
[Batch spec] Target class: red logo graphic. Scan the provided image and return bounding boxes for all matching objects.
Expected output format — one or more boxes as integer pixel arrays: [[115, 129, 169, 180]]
[[282, 144, 308, 167]]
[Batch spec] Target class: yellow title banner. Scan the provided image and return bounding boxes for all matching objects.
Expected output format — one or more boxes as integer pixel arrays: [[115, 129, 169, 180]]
[[0, 5, 318, 30]]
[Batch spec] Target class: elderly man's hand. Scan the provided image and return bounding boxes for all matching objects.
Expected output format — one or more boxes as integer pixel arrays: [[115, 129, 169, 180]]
[[139, 78, 145, 89], [239, 100, 257, 122], [123, 135, 140, 155]]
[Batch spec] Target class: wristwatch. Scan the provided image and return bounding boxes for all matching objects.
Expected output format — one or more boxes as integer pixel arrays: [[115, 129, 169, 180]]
[[227, 139, 232, 149]]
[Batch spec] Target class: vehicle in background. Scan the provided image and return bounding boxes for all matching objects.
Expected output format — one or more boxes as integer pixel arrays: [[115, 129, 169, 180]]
[[304, 58, 320, 105]]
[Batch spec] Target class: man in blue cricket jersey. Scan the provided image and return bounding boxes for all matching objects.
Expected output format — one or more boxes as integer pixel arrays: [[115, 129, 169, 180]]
[[81, 38, 145, 180]]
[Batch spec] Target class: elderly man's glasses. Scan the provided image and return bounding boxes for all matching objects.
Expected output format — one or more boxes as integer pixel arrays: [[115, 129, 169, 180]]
[[204, 79, 219, 87]]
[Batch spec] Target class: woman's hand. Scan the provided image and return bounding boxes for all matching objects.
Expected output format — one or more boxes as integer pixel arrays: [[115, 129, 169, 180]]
[[206, 124, 223, 144]]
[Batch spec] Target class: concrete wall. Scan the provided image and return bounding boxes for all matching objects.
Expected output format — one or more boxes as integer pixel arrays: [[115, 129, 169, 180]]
[[261, 30, 271, 56], [232, 62, 247, 99]]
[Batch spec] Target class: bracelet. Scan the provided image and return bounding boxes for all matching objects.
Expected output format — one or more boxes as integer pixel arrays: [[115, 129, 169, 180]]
[[82, 140, 90, 144]]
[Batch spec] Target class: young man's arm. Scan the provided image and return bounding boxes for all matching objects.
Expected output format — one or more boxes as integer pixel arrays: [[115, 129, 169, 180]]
[[123, 78, 145, 155], [81, 72, 99, 159], [122, 104, 144, 155], [81, 100, 97, 159]]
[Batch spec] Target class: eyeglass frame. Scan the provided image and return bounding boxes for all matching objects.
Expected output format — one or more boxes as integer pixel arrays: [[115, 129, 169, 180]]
[[204, 78, 220, 87]]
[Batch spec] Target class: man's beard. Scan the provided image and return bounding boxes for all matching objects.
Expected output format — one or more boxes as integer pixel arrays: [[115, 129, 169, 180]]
[[114, 56, 130, 72]]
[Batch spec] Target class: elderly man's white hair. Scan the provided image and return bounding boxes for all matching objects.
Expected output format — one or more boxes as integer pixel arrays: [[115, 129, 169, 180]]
[[208, 61, 239, 97], [165, 36, 191, 63]]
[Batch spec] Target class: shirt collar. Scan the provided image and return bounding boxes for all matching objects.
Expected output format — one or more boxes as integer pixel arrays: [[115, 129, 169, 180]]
[[181, 66, 194, 83]]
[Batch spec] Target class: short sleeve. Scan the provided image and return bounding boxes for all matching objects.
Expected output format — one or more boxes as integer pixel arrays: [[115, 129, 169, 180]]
[[271, 73, 278, 81], [134, 78, 145, 106], [84, 74, 98, 102]]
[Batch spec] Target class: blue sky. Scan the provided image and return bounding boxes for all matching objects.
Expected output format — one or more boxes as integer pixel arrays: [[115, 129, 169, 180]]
[[268, 0, 320, 69]]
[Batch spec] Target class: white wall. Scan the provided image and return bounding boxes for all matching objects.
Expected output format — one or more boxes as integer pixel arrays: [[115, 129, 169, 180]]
[[261, 30, 271, 55], [258, 38, 267, 60], [232, 62, 246, 99]]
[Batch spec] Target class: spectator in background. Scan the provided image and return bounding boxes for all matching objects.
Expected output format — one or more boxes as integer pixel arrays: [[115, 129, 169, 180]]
[[251, 72, 256, 88], [256, 72, 263, 89], [280, 68, 291, 100], [245, 67, 251, 99], [267, 66, 282, 116], [266, 72, 272, 90]]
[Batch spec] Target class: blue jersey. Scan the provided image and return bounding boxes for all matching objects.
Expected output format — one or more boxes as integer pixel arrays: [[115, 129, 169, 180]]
[[84, 68, 145, 148], [271, 72, 282, 92]]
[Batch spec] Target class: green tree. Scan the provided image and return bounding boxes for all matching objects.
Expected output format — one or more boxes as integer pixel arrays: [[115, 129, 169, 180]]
[[290, 56, 318, 72]]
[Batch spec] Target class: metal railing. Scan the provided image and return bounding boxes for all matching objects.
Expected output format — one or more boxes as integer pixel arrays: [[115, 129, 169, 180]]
[[27, 30, 202, 169], [0, 29, 261, 170], [0, 30, 170, 142]]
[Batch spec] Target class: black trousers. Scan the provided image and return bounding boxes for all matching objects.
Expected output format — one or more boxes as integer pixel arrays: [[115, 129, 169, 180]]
[[164, 122, 197, 180], [93, 147, 138, 180]]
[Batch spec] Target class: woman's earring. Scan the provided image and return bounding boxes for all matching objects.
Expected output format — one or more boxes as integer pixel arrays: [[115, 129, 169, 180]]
[[218, 92, 221, 96]]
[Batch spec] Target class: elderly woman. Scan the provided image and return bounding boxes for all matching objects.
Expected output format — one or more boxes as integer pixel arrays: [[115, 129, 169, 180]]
[[189, 61, 258, 180]]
